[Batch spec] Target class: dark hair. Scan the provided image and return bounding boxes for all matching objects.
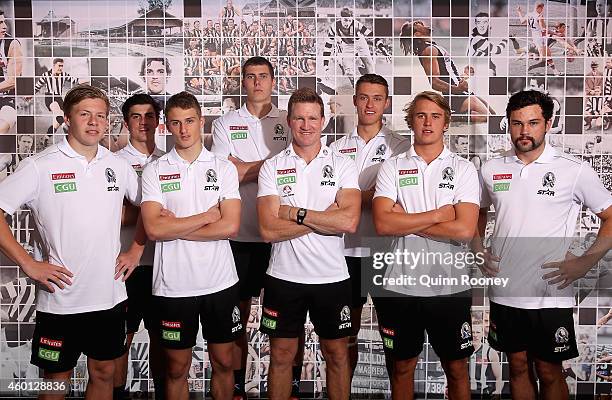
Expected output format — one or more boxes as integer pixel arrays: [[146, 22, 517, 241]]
[[241, 56, 274, 79], [121, 93, 162, 121], [139, 57, 171, 77], [63, 84, 110, 117], [340, 7, 352, 17], [52, 58, 64, 65], [165, 91, 201, 118], [287, 87, 324, 118], [506, 90, 554, 122], [472, 12, 489, 36], [356, 74, 389, 97], [399, 21, 416, 55]]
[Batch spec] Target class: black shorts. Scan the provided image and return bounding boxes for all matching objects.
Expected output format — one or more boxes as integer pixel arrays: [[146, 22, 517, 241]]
[[347, 256, 382, 308], [31, 302, 127, 373], [488, 302, 578, 362], [154, 283, 243, 349], [230, 241, 271, 301], [125, 265, 154, 334], [260, 276, 352, 340], [375, 292, 474, 361], [44, 94, 64, 111]]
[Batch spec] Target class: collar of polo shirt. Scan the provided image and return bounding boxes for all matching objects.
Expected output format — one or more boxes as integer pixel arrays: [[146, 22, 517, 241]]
[[58, 137, 110, 162], [349, 125, 390, 140], [406, 145, 451, 161], [237, 103, 280, 120], [166, 146, 214, 165], [285, 143, 331, 159], [124, 140, 165, 159], [504, 142, 559, 165]]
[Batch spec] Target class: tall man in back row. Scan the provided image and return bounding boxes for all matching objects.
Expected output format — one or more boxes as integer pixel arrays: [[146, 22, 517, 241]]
[[257, 87, 361, 399], [211, 56, 292, 399], [473, 89, 612, 399]]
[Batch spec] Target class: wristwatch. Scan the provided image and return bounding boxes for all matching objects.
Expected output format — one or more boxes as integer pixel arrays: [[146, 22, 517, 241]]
[[296, 208, 307, 225]]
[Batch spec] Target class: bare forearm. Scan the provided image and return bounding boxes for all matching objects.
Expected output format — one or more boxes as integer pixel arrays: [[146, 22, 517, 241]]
[[260, 217, 313, 242], [302, 208, 358, 235], [419, 220, 475, 243], [375, 210, 440, 236], [234, 160, 264, 183], [181, 216, 239, 241], [144, 213, 210, 241]]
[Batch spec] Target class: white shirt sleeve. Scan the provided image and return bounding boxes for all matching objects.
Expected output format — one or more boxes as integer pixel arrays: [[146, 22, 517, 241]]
[[257, 159, 278, 198], [373, 158, 398, 202], [0, 159, 39, 214], [478, 165, 492, 209], [210, 118, 233, 158], [141, 163, 164, 206], [574, 162, 612, 214], [220, 160, 241, 201], [454, 162, 480, 206], [124, 161, 141, 206], [337, 156, 359, 190]]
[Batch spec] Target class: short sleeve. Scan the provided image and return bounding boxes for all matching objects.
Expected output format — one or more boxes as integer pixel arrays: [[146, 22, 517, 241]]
[[257, 159, 278, 198], [337, 156, 359, 190], [124, 161, 141, 206], [574, 162, 612, 214], [141, 163, 164, 206], [0, 159, 39, 214], [220, 161, 241, 201], [454, 162, 480, 206], [210, 118, 233, 158], [478, 165, 492, 209], [373, 158, 398, 202]]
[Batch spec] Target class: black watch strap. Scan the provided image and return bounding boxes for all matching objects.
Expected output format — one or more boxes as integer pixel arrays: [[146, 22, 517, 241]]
[[296, 208, 307, 225]]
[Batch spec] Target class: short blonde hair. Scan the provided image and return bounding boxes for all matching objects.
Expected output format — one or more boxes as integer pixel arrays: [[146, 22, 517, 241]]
[[403, 91, 451, 129], [63, 85, 110, 117]]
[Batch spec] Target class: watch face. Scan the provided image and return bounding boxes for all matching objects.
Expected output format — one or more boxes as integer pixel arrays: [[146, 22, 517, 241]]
[[298, 209, 306, 217]]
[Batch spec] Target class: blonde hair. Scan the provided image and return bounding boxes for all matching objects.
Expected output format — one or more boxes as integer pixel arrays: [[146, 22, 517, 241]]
[[403, 91, 451, 129]]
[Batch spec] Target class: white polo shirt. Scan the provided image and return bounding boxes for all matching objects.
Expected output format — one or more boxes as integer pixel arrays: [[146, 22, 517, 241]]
[[374, 146, 480, 296], [257, 144, 360, 284], [480, 144, 612, 309], [329, 127, 410, 257], [141, 146, 240, 297], [0, 138, 140, 315], [116, 141, 165, 266], [211, 103, 291, 242]]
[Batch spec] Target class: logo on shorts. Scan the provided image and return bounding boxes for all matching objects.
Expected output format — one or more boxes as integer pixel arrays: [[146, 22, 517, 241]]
[[162, 330, 181, 341], [263, 308, 279, 317], [537, 172, 556, 196], [439, 167, 455, 189], [381, 327, 395, 336], [105, 167, 119, 192], [232, 306, 240, 324], [38, 348, 60, 362], [555, 327, 569, 344], [321, 165, 336, 186], [162, 320, 182, 329], [40, 337, 63, 348], [460, 322, 472, 340], [338, 305, 352, 330], [383, 337, 394, 349], [261, 316, 277, 330]]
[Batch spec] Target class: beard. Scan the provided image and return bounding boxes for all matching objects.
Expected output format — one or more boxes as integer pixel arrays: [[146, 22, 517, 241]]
[[513, 135, 544, 152]]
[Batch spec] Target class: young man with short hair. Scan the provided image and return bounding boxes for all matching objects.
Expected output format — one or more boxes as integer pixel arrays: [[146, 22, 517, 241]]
[[372, 91, 480, 400], [0, 84, 140, 399], [473, 89, 612, 400], [141, 91, 243, 400], [112, 93, 166, 400], [211, 56, 292, 399], [257, 87, 361, 400], [329, 74, 409, 383]]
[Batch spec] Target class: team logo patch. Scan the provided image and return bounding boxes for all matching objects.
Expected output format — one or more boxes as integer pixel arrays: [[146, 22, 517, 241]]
[[159, 174, 180, 181], [381, 327, 395, 336], [338, 305, 352, 330], [340, 148, 357, 160], [322, 149, 329, 156], [439, 167, 455, 189], [261, 316, 277, 330], [230, 125, 248, 140], [51, 172, 75, 180], [161, 182, 181, 192], [273, 124, 287, 141], [537, 171, 556, 196], [232, 306, 240, 324], [162, 330, 181, 341], [162, 320, 182, 329], [40, 337, 63, 348], [282, 185, 294, 197], [493, 174, 512, 180], [399, 176, 418, 187], [376, 144, 387, 156], [321, 165, 336, 186], [54, 182, 77, 193], [399, 169, 418, 175], [460, 322, 472, 340], [105, 167, 119, 191], [206, 169, 217, 182], [383, 337, 394, 349], [555, 327, 569, 344]]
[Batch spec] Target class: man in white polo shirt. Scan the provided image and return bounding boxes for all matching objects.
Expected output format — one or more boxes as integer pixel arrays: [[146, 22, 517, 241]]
[[329, 73, 409, 382], [257, 87, 361, 399], [473, 89, 612, 399], [140, 92, 243, 400], [113, 93, 166, 400], [0, 85, 140, 398], [372, 91, 480, 400], [211, 56, 291, 398]]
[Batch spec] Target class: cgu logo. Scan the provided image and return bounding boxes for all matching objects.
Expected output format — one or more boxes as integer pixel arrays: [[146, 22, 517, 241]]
[[162, 330, 181, 341], [54, 182, 77, 193], [38, 348, 60, 362], [277, 176, 296, 185], [161, 182, 181, 193]]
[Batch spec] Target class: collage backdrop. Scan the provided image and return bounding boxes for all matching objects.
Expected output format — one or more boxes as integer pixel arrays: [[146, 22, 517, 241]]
[[0, 0, 611, 398]]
